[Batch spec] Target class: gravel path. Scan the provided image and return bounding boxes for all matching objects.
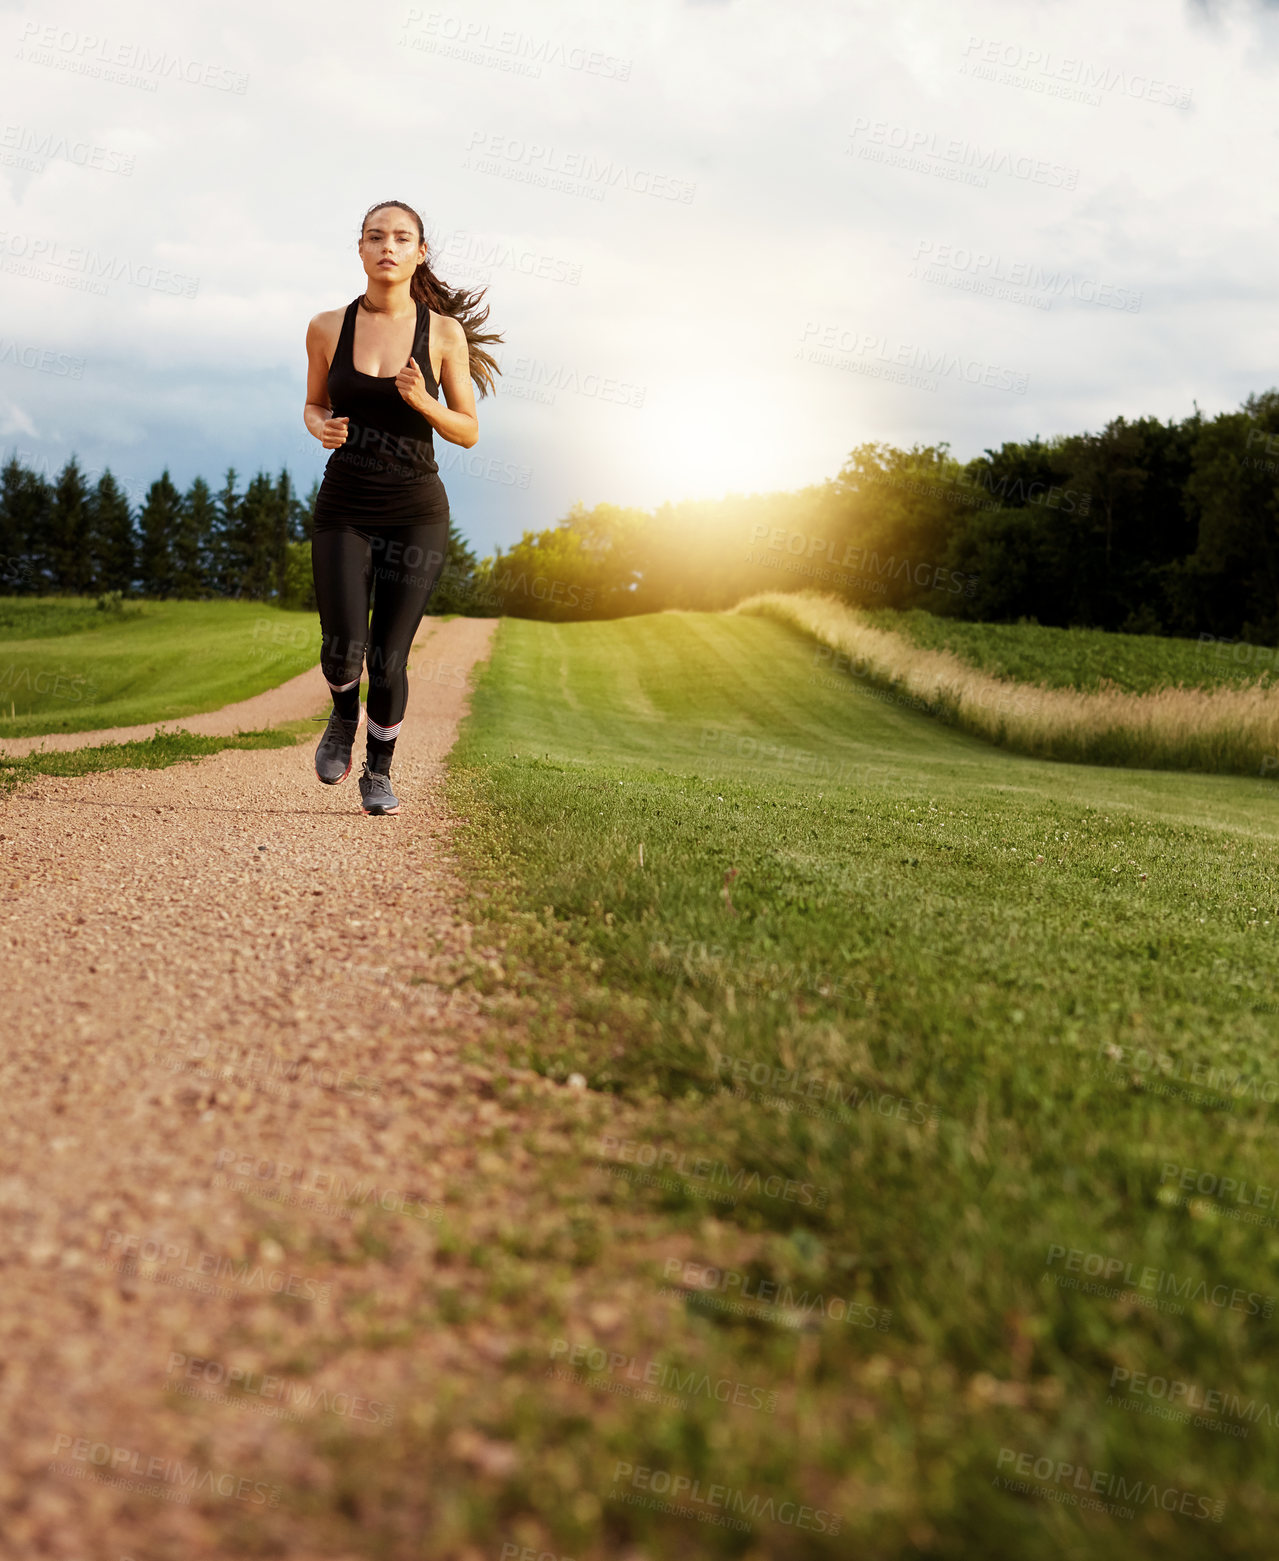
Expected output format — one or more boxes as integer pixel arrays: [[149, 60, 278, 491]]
[[0, 613, 596, 1558]]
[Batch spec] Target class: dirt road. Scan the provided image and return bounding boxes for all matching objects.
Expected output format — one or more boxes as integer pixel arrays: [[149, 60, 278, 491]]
[[0, 615, 624, 1559]]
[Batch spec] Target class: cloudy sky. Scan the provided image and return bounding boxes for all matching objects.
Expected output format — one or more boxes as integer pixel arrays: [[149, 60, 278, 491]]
[[0, 0, 1275, 558]]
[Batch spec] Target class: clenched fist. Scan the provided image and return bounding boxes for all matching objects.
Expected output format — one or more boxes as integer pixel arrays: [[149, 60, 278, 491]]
[[395, 356, 428, 413], [319, 415, 349, 449]]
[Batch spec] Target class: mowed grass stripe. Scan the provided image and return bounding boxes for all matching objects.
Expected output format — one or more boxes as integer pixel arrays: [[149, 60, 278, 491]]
[[423, 609, 1279, 1558]]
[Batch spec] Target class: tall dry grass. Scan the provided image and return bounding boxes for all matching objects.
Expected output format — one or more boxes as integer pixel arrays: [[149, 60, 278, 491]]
[[734, 590, 1279, 777]]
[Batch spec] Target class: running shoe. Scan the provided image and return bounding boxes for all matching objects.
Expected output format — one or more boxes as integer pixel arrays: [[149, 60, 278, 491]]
[[358, 762, 400, 816], [314, 704, 363, 785]]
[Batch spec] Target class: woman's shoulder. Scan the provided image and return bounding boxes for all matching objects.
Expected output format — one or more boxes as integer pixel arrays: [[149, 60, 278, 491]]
[[424, 307, 464, 344], [307, 301, 354, 345]]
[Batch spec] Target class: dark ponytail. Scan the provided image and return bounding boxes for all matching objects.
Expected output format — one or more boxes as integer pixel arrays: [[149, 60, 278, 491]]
[[359, 199, 504, 398]]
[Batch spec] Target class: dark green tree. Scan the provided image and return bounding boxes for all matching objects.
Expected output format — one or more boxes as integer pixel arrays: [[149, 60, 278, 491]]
[[87, 470, 135, 595], [1181, 393, 1279, 643], [299, 477, 320, 541], [237, 471, 280, 600], [207, 468, 239, 596], [428, 529, 481, 615], [137, 470, 183, 597], [0, 454, 48, 592], [46, 456, 93, 594], [172, 476, 215, 597]]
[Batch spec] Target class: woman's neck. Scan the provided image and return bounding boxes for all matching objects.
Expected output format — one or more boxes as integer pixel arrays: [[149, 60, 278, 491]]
[[359, 278, 415, 317]]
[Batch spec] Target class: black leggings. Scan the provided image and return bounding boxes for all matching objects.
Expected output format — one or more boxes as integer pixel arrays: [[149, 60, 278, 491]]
[[311, 517, 449, 732]]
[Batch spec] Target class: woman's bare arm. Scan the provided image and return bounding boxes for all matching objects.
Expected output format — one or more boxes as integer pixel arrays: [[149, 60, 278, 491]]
[[303, 311, 348, 447], [394, 314, 479, 449]]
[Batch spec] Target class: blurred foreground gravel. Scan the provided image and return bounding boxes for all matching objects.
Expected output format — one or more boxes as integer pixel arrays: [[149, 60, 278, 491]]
[[0, 615, 595, 1558]]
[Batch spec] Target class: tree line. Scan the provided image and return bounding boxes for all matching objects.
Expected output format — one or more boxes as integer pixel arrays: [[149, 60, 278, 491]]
[[0, 456, 314, 605], [3, 387, 1276, 642], [0, 453, 484, 615], [470, 389, 1279, 644]]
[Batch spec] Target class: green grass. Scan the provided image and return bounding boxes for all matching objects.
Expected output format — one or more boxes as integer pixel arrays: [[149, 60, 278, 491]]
[[0, 593, 148, 638], [0, 721, 313, 794], [399, 610, 1279, 1559], [858, 607, 1277, 693], [0, 596, 320, 737]]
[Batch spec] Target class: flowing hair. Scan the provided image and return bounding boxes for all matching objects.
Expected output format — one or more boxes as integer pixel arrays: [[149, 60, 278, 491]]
[[359, 199, 504, 398]]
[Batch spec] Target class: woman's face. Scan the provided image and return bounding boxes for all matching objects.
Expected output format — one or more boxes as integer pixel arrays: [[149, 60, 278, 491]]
[[359, 208, 426, 282]]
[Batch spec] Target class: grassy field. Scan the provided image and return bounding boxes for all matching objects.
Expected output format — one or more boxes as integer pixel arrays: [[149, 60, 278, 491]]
[[858, 606, 1276, 693], [0, 596, 319, 738], [394, 608, 1279, 1559], [743, 593, 1279, 778]]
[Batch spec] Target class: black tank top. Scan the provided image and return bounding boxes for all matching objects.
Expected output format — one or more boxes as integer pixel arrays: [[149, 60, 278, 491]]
[[312, 296, 450, 528]]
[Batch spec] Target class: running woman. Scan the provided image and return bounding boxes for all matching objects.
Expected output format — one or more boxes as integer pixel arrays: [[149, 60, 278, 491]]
[[302, 199, 502, 814]]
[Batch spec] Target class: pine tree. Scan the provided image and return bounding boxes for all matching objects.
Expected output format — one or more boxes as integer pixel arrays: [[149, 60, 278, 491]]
[[270, 468, 297, 598], [428, 529, 482, 614], [47, 456, 92, 594], [172, 476, 215, 597], [300, 477, 319, 542], [137, 470, 182, 597], [211, 468, 242, 596], [239, 471, 278, 599], [0, 455, 48, 593], [87, 470, 135, 594]]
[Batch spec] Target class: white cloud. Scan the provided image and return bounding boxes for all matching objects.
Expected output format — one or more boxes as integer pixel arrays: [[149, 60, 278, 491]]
[[0, 0, 1274, 558]]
